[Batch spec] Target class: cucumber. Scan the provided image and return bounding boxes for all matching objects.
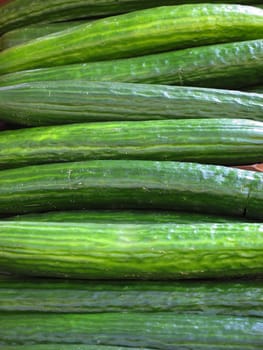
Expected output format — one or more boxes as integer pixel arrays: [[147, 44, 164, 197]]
[[0, 4, 263, 75], [2, 347, 139, 350], [0, 346, 151, 350], [0, 312, 262, 348], [0, 118, 262, 169], [244, 86, 263, 93], [1, 0, 261, 35], [1, 81, 263, 126], [0, 160, 262, 218], [0, 221, 263, 280], [6, 348, 148, 350], [1, 39, 262, 90], [0, 21, 89, 50], [3, 347, 138, 350], [5, 210, 246, 224], [0, 275, 262, 315]]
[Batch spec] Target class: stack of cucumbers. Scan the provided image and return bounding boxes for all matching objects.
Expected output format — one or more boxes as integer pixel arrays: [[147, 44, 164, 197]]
[[0, 1, 263, 348]]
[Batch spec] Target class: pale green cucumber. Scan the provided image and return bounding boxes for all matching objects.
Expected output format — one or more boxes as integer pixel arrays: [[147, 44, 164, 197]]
[[0, 81, 263, 126], [0, 275, 262, 316], [0, 221, 263, 279]]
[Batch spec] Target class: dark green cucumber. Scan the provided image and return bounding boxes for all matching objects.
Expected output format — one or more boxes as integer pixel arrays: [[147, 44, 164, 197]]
[[6, 210, 246, 224], [3, 347, 138, 350], [0, 221, 263, 280], [0, 312, 262, 348], [1, 39, 262, 90], [1, 118, 262, 169], [1, 81, 263, 126], [0, 275, 262, 315], [0, 160, 262, 218], [6, 348, 147, 350], [1, 0, 261, 35], [1, 4, 263, 75], [0, 21, 89, 50], [244, 85, 263, 93]]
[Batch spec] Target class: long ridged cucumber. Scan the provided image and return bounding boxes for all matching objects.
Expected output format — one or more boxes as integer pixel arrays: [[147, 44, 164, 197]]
[[2, 347, 142, 350], [0, 312, 262, 348], [0, 160, 262, 218], [0, 4, 263, 75], [1, 81, 263, 126], [1, 39, 262, 90], [0, 275, 262, 315], [0, 118, 262, 169], [0, 21, 89, 51], [0, 221, 263, 279], [3, 347, 140, 350], [1, 0, 261, 35], [5, 210, 246, 224]]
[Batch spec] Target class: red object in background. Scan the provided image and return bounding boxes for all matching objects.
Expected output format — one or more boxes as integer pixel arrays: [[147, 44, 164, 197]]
[[0, 0, 10, 5], [0, 122, 7, 130], [235, 164, 263, 173]]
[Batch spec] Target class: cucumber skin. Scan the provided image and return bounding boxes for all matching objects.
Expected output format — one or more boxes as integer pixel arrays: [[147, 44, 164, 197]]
[[0, 221, 263, 279], [0, 160, 262, 218], [0, 118, 262, 169], [0, 21, 88, 51], [0, 4, 263, 75], [6, 210, 246, 224], [0, 275, 262, 316], [1, 81, 263, 126], [3, 347, 138, 350], [1, 0, 261, 35], [0, 312, 262, 348], [245, 86, 263, 93], [1, 39, 262, 91]]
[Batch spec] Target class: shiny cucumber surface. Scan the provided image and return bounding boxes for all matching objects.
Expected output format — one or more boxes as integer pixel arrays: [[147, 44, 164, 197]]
[[0, 82, 263, 125], [0, 221, 263, 279], [0, 118, 262, 169], [0, 312, 262, 348], [0, 4, 263, 74], [1, 39, 262, 90], [0, 160, 262, 218]]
